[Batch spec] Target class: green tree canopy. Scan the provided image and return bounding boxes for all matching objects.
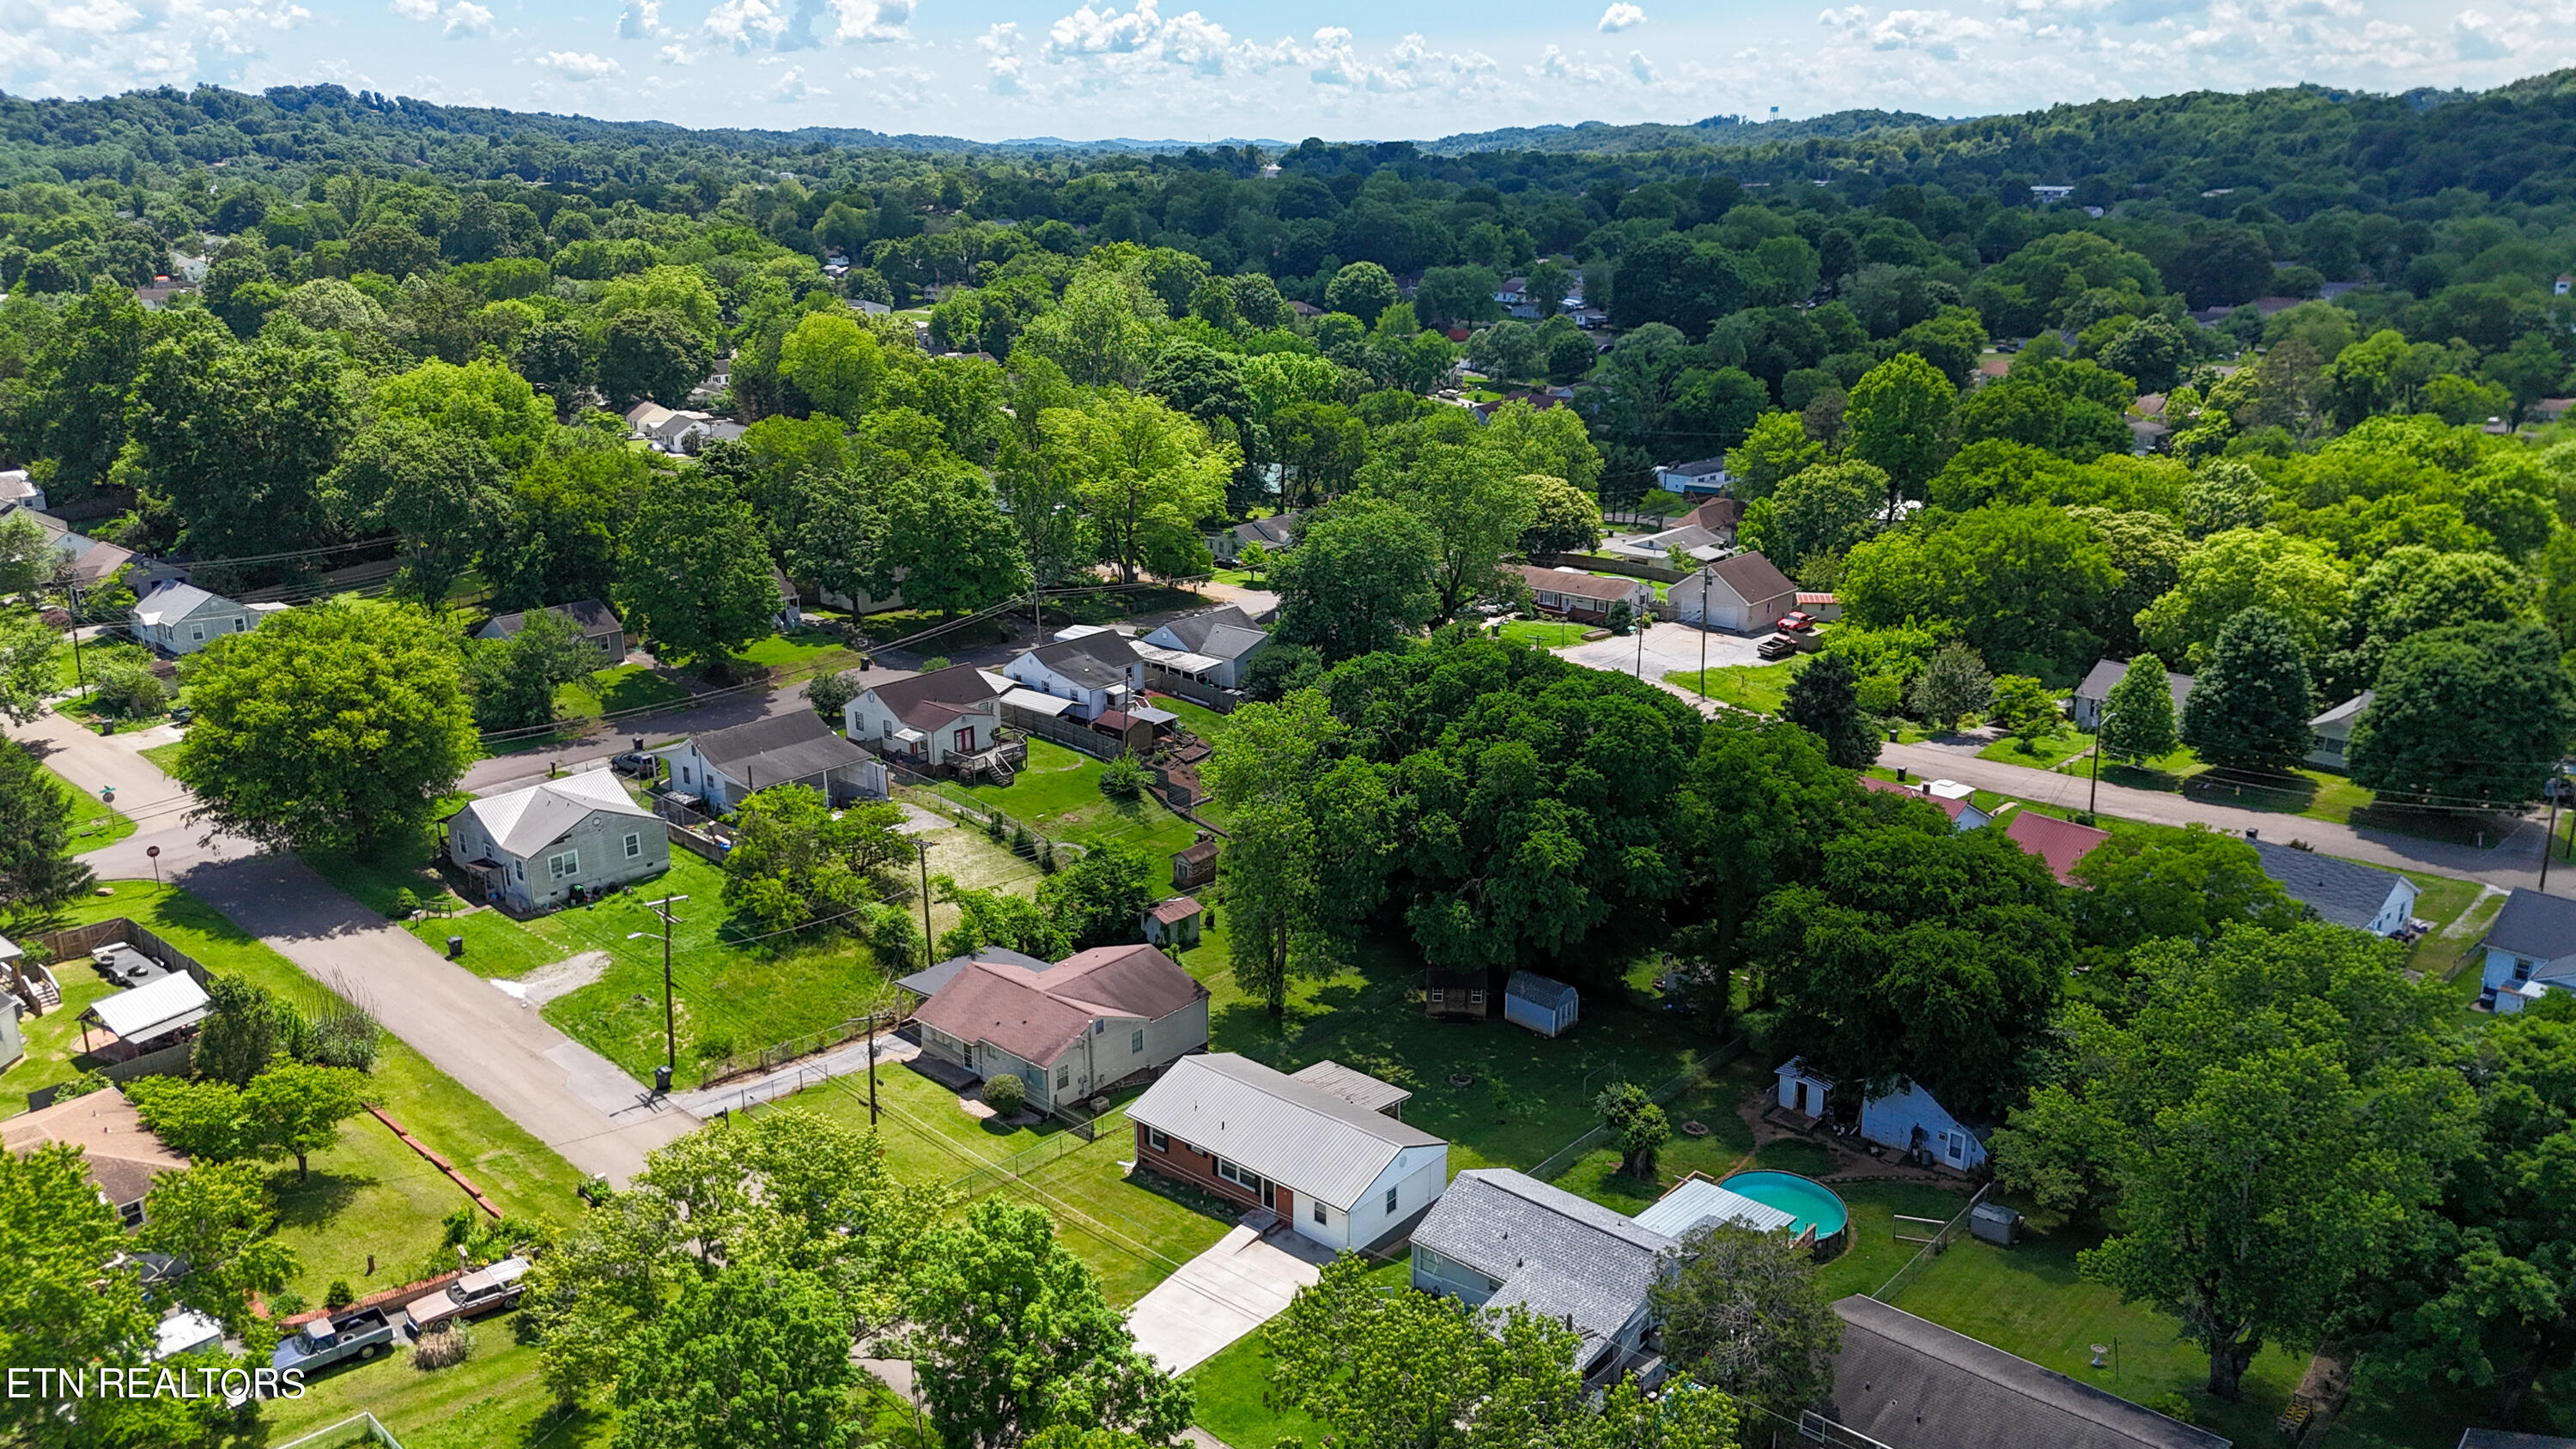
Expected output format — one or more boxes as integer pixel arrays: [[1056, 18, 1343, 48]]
[[1270, 496, 1439, 664], [2178, 607, 2316, 773], [615, 470, 782, 666], [2348, 620, 2576, 809]]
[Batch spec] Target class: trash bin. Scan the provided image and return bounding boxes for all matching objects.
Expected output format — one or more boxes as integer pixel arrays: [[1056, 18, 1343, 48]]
[[653, 1064, 672, 1094], [447, 936, 465, 960]]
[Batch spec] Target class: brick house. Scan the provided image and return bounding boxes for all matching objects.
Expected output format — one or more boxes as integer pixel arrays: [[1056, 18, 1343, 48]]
[[1126, 1052, 1449, 1252]]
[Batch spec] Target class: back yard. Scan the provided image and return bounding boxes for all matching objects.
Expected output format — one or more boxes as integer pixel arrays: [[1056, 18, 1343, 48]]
[[911, 737, 1205, 863]]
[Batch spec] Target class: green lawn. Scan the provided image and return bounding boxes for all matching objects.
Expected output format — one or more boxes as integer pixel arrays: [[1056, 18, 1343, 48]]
[[1498, 618, 1597, 650], [919, 738, 1204, 862], [0, 967, 121, 1116], [1145, 692, 1231, 740], [556, 663, 690, 719], [1977, 728, 2092, 768], [303, 803, 473, 921], [1188, 1259, 1411, 1449], [1664, 661, 1799, 715], [729, 627, 863, 676], [404, 852, 902, 1090], [56, 767, 134, 853], [140, 739, 185, 777], [17, 882, 598, 1448]]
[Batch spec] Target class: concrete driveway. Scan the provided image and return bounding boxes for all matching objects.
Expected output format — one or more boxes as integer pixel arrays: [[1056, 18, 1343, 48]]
[[1126, 1221, 1334, 1374], [1552, 618, 1771, 686]]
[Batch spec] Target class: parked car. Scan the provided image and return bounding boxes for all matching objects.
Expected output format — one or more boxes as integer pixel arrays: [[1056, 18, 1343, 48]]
[[1773, 611, 1815, 633], [610, 751, 659, 779], [270, 1307, 394, 1379], [1757, 635, 1801, 660], [406, 1258, 531, 1334]]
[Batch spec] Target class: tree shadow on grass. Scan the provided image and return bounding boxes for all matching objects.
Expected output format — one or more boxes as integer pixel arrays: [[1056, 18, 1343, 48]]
[[2180, 768, 2318, 815], [264, 1169, 368, 1232], [2348, 802, 2520, 848], [1754, 1137, 1838, 1177]]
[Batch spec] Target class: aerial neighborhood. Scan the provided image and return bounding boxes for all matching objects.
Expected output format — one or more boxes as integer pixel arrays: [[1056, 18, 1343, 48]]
[[4, 56, 2576, 1449]]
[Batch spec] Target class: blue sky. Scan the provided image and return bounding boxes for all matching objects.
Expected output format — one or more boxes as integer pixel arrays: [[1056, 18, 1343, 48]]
[[0, 0, 2564, 142]]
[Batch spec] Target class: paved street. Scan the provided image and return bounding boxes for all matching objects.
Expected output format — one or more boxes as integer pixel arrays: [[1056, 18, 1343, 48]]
[[10, 710, 698, 1185]]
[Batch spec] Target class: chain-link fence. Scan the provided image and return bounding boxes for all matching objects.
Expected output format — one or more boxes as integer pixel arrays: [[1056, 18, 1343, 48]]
[[1871, 1182, 1993, 1305], [1527, 1036, 1747, 1182]]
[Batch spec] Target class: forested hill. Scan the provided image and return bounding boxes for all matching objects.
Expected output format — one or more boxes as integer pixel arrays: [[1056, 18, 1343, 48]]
[[1418, 110, 1956, 157]]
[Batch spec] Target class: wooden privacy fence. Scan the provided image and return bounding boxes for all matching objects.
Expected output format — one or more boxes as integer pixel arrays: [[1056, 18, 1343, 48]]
[[33, 919, 216, 986]]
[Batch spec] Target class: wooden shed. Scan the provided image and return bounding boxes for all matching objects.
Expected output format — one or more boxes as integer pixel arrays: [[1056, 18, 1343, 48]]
[[1504, 972, 1579, 1039], [1172, 836, 1220, 890], [1425, 969, 1495, 1021]]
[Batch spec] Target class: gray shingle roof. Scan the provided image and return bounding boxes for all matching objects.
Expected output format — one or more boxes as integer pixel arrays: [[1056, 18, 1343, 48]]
[[690, 711, 870, 786], [1410, 1169, 1671, 1364], [2247, 840, 2408, 932], [1127, 1052, 1444, 1210], [2486, 888, 2576, 961], [1825, 1295, 2234, 1449], [894, 946, 1053, 999], [477, 599, 623, 643], [1699, 549, 1796, 604], [2075, 658, 2195, 710], [1028, 633, 1139, 689], [1152, 606, 1269, 662], [1507, 972, 1577, 1009]]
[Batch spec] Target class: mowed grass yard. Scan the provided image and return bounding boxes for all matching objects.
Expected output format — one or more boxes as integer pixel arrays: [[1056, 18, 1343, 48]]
[[21, 882, 597, 1447], [916, 737, 1203, 862], [1663, 660, 1799, 716], [54, 767, 134, 853], [403, 852, 904, 1090]]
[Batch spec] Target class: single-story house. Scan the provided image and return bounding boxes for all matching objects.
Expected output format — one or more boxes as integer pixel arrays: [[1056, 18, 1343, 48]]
[[1673, 551, 1799, 634], [845, 664, 1009, 771], [1208, 512, 1301, 564], [623, 403, 744, 455], [474, 599, 627, 661], [2247, 838, 2416, 937], [1817, 1295, 2234, 1449], [129, 579, 261, 656], [1143, 896, 1204, 949], [446, 770, 669, 912], [1173, 837, 1220, 890], [670, 711, 883, 811], [2, 1088, 190, 1228], [2482, 888, 2576, 1013], [1516, 565, 1656, 622], [1425, 968, 1495, 1021], [2308, 692, 2372, 771], [1129, 1052, 1449, 1252], [1287, 1058, 1414, 1118], [1601, 524, 1730, 567], [1410, 1167, 1675, 1384], [771, 567, 801, 629], [11, 506, 135, 589], [1002, 631, 1145, 723], [893, 945, 1052, 1007], [2001, 809, 2111, 886], [1859, 775, 1993, 832], [1776, 1058, 1989, 1173], [82, 971, 210, 1062], [1680, 497, 1742, 539], [2071, 658, 2196, 731], [1138, 606, 1270, 690], [1632, 1173, 1801, 1240], [1795, 591, 1840, 621], [1655, 458, 1733, 494], [0, 469, 44, 512], [1504, 971, 1579, 1038], [913, 944, 1210, 1114]]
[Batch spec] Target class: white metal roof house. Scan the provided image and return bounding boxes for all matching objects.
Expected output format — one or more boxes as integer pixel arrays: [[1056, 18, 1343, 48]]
[[670, 711, 883, 812], [1410, 1167, 1676, 1384], [2481, 888, 2576, 1014], [1655, 458, 1733, 494], [1003, 631, 1145, 723], [446, 771, 669, 913], [2245, 839, 2416, 937], [130, 579, 264, 656], [1138, 606, 1270, 690], [1127, 1052, 1449, 1254], [1632, 1174, 1799, 1239]]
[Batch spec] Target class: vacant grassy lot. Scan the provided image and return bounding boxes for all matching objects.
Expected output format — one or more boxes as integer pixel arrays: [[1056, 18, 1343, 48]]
[[918, 737, 1202, 862], [1663, 660, 1798, 715], [556, 663, 690, 720], [405, 852, 901, 1089], [1977, 727, 2091, 768], [1498, 617, 1597, 650]]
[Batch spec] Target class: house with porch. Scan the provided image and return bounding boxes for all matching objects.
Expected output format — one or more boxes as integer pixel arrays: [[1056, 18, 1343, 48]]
[[844, 664, 1010, 773], [2482, 888, 2576, 1013], [446, 770, 669, 913], [669, 711, 883, 812], [1775, 1058, 1990, 1173], [1138, 606, 1270, 690], [1673, 551, 1799, 633], [474, 599, 628, 661], [1410, 1167, 1675, 1385], [1127, 1052, 1449, 1252], [1516, 565, 1656, 622], [1002, 630, 1145, 722], [912, 944, 1209, 1115]]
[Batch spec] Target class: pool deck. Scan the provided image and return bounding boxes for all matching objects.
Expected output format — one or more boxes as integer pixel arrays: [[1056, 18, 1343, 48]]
[[1719, 1168, 1851, 1238]]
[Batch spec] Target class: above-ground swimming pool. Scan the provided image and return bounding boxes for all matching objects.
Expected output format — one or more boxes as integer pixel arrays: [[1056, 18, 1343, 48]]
[[1719, 1170, 1851, 1240]]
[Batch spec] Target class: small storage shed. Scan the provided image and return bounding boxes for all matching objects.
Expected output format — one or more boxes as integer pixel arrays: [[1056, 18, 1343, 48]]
[[1969, 1202, 2022, 1246], [1425, 969, 1494, 1021], [1143, 896, 1204, 949], [1504, 972, 1579, 1038], [1172, 837, 1220, 890]]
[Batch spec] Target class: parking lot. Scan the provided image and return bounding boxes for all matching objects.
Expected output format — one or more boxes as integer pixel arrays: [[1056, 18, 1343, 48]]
[[1552, 618, 1775, 686]]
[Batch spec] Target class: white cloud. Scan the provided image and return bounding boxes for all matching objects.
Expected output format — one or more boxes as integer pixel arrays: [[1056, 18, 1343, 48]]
[[1824, 5, 1995, 56], [1628, 47, 1656, 79], [1599, 3, 1649, 31], [769, 63, 824, 97], [658, 40, 694, 63], [442, 2, 492, 37], [617, 0, 665, 39], [538, 49, 623, 77], [1304, 27, 1496, 91], [978, 21, 1026, 91], [390, 0, 439, 19], [830, 0, 913, 42], [2451, 7, 2515, 57], [703, 0, 790, 50]]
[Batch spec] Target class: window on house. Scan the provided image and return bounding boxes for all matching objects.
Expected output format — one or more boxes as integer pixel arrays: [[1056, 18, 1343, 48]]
[[1469, 991, 1486, 1006], [1385, 1185, 1399, 1215], [549, 850, 579, 881], [955, 725, 976, 753], [233, 618, 246, 631], [1313, 1199, 1327, 1225], [1146, 1127, 1168, 1153], [1428, 988, 1445, 1005], [189, 625, 204, 641], [1094, 1020, 1105, 1035], [513, 861, 524, 881], [1131, 1028, 1145, 1053], [623, 833, 641, 860], [1215, 1160, 1265, 1195], [1057, 1063, 1070, 1089]]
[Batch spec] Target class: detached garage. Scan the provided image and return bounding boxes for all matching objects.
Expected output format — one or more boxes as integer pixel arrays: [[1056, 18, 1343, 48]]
[[1674, 551, 1799, 634]]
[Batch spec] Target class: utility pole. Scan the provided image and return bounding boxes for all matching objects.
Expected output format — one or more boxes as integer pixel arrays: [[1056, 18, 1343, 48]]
[[867, 1010, 882, 1125], [916, 840, 934, 962], [2546, 775, 2566, 892], [1698, 570, 1710, 691], [2088, 738, 2100, 818], [63, 578, 86, 689], [625, 894, 688, 1094]]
